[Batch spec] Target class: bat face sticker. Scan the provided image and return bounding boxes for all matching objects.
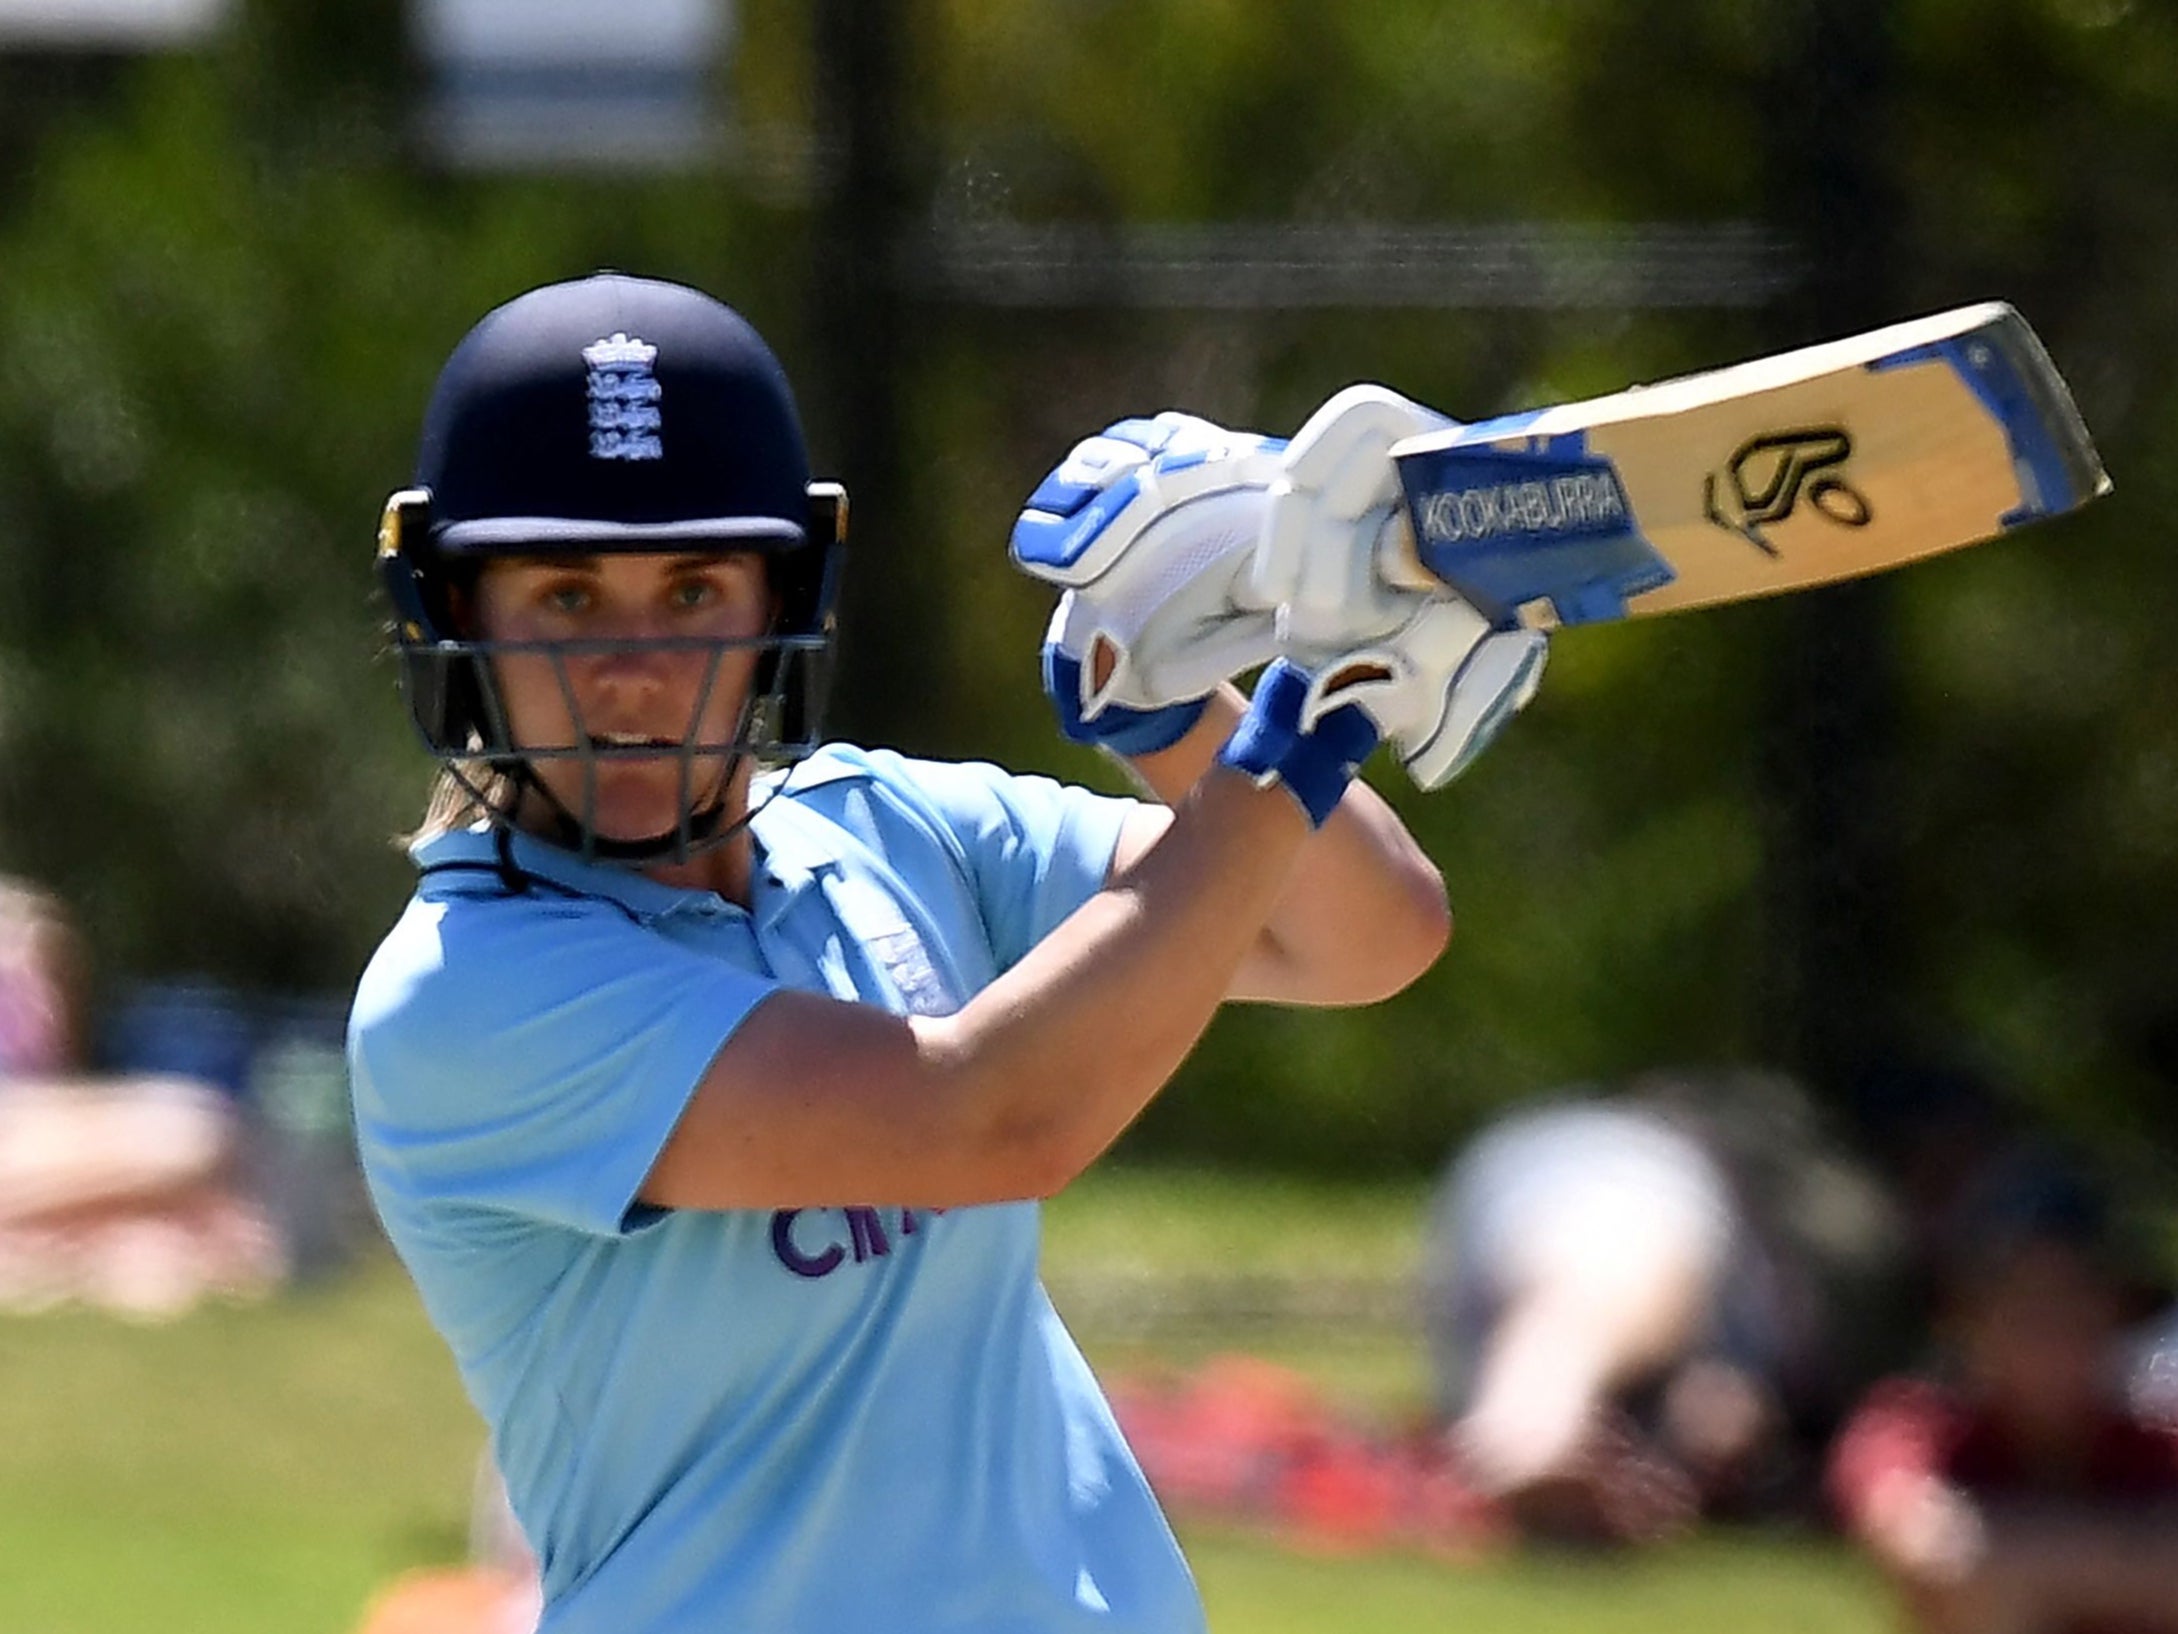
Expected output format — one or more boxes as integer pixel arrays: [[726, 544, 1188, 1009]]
[[1702, 427, 1873, 557]]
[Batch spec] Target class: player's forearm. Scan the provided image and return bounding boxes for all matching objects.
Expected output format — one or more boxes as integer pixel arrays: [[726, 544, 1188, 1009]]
[[922, 763, 1311, 1193], [1127, 688, 1449, 1004]]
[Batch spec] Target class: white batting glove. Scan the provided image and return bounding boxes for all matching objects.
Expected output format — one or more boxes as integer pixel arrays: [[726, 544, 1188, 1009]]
[[1250, 384, 1545, 788], [1287, 596, 1548, 790], [1254, 384, 1454, 651], [1006, 409, 1280, 723], [1011, 414, 1286, 745]]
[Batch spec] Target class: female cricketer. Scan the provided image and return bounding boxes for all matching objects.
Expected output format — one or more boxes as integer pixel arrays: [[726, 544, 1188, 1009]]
[[349, 271, 1544, 1633]]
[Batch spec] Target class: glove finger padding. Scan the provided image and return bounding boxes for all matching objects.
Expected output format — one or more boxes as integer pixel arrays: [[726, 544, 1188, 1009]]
[[1292, 596, 1547, 792], [1255, 385, 1454, 650], [1011, 414, 1286, 592], [1041, 594, 1213, 756]]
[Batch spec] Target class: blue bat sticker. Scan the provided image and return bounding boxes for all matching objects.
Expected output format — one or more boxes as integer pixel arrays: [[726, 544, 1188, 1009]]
[[1394, 434, 1675, 627]]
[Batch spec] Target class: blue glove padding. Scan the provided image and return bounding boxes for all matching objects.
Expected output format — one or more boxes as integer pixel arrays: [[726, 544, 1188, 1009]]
[[1041, 636, 1207, 756], [1216, 659, 1382, 828]]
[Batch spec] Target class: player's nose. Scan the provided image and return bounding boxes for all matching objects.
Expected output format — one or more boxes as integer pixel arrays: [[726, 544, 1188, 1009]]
[[575, 620, 681, 700]]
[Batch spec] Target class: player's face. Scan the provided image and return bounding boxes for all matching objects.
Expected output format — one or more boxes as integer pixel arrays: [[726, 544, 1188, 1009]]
[[473, 550, 776, 843]]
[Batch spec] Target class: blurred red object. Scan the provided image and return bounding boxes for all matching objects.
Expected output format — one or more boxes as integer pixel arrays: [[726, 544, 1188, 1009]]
[[1109, 1353, 1506, 1558]]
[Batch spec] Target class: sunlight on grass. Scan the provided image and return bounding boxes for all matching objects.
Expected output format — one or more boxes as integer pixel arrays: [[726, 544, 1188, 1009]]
[[1185, 1527, 1888, 1634], [1042, 1165, 1434, 1279], [0, 1167, 1891, 1634]]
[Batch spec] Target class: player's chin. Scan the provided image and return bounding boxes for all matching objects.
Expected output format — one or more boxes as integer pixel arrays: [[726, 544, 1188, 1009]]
[[583, 760, 737, 837]]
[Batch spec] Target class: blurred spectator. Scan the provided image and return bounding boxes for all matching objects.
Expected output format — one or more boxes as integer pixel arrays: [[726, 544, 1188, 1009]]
[[1419, 1070, 1908, 1544], [1849, 1056, 2028, 1311], [1828, 1147, 2178, 1634], [0, 876, 283, 1319], [0, 874, 81, 1076]]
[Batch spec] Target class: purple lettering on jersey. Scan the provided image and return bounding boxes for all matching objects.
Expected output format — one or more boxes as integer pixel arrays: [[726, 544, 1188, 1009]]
[[770, 1209, 845, 1279], [847, 1207, 890, 1262], [770, 1206, 936, 1278]]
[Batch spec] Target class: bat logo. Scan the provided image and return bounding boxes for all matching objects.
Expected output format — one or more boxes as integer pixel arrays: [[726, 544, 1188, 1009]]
[[1703, 427, 1872, 557]]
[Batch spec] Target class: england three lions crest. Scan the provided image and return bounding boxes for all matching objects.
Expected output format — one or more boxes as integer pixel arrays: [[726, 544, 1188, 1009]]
[[584, 332, 663, 461]]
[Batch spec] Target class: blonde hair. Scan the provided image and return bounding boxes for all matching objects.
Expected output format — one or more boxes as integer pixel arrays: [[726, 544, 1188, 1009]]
[[404, 763, 519, 848]]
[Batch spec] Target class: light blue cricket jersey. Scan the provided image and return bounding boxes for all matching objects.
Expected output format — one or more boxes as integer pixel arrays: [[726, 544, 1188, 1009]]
[[348, 745, 1205, 1634]]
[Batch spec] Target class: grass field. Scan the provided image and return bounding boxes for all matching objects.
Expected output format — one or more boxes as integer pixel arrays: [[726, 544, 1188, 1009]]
[[0, 1167, 1893, 1634]]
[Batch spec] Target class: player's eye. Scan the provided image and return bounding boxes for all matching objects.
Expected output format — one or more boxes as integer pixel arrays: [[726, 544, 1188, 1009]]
[[668, 576, 719, 610], [542, 581, 593, 615]]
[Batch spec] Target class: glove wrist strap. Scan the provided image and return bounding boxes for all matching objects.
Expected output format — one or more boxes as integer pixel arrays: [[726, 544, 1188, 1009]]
[[1217, 660, 1380, 828]]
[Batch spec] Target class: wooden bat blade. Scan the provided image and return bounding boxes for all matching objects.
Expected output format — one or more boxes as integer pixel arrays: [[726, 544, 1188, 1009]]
[[1388, 302, 2111, 629]]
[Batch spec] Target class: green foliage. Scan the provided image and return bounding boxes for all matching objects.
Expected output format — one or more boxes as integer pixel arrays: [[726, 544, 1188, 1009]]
[[0, 46, 809, 995]]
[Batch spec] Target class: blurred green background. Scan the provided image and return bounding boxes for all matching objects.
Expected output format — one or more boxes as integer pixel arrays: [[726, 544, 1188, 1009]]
[[3, 0, 2175, 1169], [0, 0, 2173, 1628]]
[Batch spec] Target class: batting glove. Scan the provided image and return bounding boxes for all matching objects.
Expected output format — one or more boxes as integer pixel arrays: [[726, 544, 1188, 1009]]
[[1252, 383, 1545, 788], [1013, 413, 1287, 756], [1253, 383, 1456, 652]]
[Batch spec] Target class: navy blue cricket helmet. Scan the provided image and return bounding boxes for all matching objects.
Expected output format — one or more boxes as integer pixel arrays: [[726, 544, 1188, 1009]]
[[377, 272, 846, 862]]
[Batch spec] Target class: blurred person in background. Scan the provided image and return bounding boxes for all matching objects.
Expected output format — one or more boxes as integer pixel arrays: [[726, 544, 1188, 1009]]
[[349, 272, 1543, 1634], [1848, 1057, 2028, 1319], [1828, 1147, 2178, 1634], [1419, 1070, 1908, 1545], [0, 875, 280, 1319], [0, 873, 82, 1077]]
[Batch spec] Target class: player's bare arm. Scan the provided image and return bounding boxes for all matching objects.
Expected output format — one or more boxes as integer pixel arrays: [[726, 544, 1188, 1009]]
[[1114, 683, 1449, 1007], [645, 397, 1554, 1215], [643, 753, 1319, 1214]]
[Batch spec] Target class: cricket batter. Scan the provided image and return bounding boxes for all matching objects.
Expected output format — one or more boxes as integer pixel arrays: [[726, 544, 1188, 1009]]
[[348, 271, 1544, 1633]]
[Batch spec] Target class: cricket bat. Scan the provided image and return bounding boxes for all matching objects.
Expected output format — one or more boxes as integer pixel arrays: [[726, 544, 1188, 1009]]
[[1386, 302, 2110, 629]]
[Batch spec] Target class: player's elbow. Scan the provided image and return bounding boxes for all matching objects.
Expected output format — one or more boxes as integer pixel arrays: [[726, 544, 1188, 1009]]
[[1404, 866, 1454, 973], [956, 1101, 1099, 1202], [1352, 863, 1453, 1003], [1007, 1122, 1096, 1201], [920, 1023, 1108, 1202]]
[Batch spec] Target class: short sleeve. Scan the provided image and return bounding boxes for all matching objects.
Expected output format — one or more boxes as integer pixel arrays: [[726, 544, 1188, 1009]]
[[871, 754, 1136, 972], [348, 894, 777, 1237]]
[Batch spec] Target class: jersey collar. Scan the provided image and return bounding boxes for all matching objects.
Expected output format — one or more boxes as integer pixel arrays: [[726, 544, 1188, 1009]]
[[408, 761, 851, 926], [409, 825, 724, 921]]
